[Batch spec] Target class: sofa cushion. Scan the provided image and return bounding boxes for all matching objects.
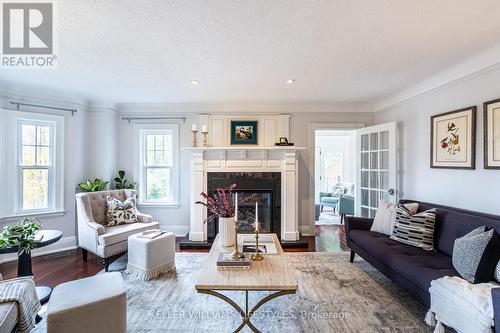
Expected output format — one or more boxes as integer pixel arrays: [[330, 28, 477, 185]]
[[350, 230, 458, 291], [98, 221, 159, 246], [0, 302, 18, 333], [391, 207, 436, 250]]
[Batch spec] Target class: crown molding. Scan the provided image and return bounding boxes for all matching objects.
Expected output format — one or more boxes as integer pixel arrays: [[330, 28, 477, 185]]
[[374, 42, 500, 113]]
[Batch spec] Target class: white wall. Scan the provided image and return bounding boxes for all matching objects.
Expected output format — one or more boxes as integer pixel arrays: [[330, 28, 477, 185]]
[[375, 67, 500, 214], [87, 109, 118, 182]]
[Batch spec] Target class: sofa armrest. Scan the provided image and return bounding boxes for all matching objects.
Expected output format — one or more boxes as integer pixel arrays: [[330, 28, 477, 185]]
[[344, 216, 374, 247], [493, 288, 500, 333], [136, 212, 154, 223]]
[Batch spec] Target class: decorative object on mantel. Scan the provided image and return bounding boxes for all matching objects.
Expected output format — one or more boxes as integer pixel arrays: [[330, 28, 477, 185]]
[[230, 120, 258, 145], [201, 125, 208, 147], [275, 136, 294, 146], [195, 184, 256, 247], [251, 202, 264, 261], [430, 106, 476, 169], [191, 124, 198, 147], [483, 98, 500, 169]]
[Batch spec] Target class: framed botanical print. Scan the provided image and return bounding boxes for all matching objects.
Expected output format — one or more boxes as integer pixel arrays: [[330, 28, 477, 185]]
[[484, 98, 500, 169], [430, 106, 476, 169], [230, 121, 257, 145]]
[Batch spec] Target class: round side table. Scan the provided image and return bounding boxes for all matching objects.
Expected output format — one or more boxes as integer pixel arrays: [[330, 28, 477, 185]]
[[0, 229, 63, 303]]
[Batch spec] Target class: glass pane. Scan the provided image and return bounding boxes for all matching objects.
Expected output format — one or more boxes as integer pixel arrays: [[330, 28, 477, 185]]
[[22, 146, 36, 165], [361, 171, 369, 187], [370, 152, 378, 169], [155, 135, 165, 151], [37, 147, 50, 165], [380, 171, 389, 189], [146, 135, 154, 150], [380, 191, 390, 202], [370, 190, 379, 208], [370, 209, 377, 218], [37, 126, 50, 146], [154, 151, 165, 165], [22, 124, 36, 145], [23, 168, 49, 210], [361, 134, 369, 151], [380, 130, 389, 150], [380, 151, 389, 170], [146, 168, 171, 201], [370, 133, 378, 150], [361, 189, 369, 206], [361, 152, 369, 169], [370, 171, 379, 188], [361, 207, 369, 218]]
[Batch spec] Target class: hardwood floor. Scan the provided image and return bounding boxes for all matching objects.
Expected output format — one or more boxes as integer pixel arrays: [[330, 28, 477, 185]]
[[0, 225, 347, 289]]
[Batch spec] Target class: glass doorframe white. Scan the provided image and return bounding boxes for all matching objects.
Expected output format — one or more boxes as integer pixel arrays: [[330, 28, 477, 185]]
[[308, 122, 365, 228]]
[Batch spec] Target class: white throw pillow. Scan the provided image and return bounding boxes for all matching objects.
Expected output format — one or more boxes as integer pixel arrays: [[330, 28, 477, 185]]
[[495, 261, 500, 283], [370, 201, 419, 235]]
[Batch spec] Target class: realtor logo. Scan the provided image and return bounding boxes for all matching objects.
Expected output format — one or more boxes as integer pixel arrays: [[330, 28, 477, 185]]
[[2, 1, 56, 67]]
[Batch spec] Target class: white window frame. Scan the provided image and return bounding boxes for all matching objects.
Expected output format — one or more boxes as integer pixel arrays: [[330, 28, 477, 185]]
[[134, 123, 179, 206], [17, 120, 55, 213], [0, 110, 64, 219]]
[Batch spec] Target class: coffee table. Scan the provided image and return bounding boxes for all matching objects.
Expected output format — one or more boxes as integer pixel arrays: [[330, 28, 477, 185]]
[[195, 233, 298, 333]]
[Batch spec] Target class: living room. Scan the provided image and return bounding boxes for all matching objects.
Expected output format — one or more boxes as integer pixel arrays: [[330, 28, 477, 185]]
[[0, 1, 499, 332]]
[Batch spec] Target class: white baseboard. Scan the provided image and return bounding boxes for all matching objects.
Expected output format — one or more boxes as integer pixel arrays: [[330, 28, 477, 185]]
[[0, 236, 77, 264], [299, 225, 315, 236], [164, 225, 189, 237]]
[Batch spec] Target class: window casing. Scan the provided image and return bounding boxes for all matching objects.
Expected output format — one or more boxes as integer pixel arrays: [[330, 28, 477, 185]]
[[136, 124, 179, 205]]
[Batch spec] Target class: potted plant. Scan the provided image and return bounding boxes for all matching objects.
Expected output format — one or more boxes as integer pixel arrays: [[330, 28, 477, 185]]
[[77, 178, 109, 192], [196, 184, 255, 246], [114, 170, 135, 189], [0, 217, 41, 255]]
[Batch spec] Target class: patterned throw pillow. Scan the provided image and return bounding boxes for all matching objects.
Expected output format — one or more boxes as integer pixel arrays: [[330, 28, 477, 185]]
[[371, 201, 419, 236], [495, 261, 500, 283], [390, 205, 436, 250], [452, 226, 500, 284], [106, 196, 139, 226]]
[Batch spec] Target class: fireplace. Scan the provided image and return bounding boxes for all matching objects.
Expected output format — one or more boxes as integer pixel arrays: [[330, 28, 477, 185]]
[[206, 172, 281, 240]]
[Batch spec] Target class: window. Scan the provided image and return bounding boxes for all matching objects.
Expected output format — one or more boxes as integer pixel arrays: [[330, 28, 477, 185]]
[[136, 124, 179, 205], [0, 110, 64, 219], [18, 121, 54, 211]]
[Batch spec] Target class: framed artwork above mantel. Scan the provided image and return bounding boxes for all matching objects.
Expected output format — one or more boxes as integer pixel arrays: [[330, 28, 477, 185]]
[[230, 121, 258, 145], [430, 106, 476, 169], [484, 98, 500, 169]]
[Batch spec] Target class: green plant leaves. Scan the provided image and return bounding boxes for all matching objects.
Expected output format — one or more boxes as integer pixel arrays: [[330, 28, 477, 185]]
[[77, 178, 109, 192], [0, 217, 41, 255], [114, 170, 135, 190]]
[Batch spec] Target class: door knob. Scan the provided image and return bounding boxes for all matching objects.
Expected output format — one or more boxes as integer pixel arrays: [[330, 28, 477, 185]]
[[388, 188, 395, 196]]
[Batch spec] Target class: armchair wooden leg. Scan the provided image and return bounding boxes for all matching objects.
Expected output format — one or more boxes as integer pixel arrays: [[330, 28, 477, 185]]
[[102, 258, 110, 272], [350, 250, 355, 263], [81, 248, 88, 262], [320, 205, 323, 213], [340, 214, 344, 224]]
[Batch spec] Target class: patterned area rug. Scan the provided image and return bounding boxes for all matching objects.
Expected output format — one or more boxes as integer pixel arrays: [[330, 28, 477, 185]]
[[34, 252, 432, 332]]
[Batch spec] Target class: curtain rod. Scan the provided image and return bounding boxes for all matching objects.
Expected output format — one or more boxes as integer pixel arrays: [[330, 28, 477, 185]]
[[10, 101, 77, 115], [122, 117, 186, 124]]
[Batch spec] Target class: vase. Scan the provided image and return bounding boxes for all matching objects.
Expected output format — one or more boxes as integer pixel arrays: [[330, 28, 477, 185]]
[[218, 217, 236, 247]]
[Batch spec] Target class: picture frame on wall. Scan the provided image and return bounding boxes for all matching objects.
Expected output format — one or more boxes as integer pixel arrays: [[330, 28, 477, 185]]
[[484, 98, 500, 169], [430, 106, 476, 169], [230, 121, 258, 145]]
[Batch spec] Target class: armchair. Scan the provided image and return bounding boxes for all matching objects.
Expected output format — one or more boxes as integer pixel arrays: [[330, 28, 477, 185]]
[[338, 194, 354, 224], [76, 189, 159, 271]]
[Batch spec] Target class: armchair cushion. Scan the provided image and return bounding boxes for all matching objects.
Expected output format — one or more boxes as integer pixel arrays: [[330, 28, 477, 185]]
[[98, 221, 159, 247]]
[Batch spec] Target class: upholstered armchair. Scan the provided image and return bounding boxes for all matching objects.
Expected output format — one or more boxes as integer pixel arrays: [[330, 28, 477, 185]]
[[76, 189, 159, 271]]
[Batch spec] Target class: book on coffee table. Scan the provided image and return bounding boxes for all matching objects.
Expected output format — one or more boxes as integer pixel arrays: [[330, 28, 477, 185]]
[[216, 252, 250, 270]]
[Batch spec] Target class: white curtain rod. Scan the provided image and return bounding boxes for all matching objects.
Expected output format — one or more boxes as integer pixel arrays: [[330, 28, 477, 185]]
[[10, 101, 77, 115], [121, 117, 186, 124]]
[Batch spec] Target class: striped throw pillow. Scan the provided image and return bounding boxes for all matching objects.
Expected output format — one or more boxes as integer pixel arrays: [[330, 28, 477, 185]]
[[390, 205, 436, 251]]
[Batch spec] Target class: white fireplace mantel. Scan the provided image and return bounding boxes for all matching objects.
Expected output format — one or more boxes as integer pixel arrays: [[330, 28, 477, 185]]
[[186, 146, 305, 242]]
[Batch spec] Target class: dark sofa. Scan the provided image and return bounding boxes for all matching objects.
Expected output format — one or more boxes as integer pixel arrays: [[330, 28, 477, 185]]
[[345, 199, 500, 332]]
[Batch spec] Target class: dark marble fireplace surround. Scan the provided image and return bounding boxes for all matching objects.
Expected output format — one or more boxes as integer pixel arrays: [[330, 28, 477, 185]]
[[206, 172, 281, 240]]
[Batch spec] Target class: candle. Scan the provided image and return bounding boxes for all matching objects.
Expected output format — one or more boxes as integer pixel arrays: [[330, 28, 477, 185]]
[[234, 192, 238, 221], [202, 125, 208, 133], [191, 124, 197, 131], [255, 201, 259, 232]]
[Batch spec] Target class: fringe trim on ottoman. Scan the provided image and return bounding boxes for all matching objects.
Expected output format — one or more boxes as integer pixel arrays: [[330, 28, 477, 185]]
[[125, 261, 175, 281], [424, 310, 436, 326]]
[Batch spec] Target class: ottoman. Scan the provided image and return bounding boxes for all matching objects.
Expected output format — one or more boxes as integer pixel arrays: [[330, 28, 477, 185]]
[[126, 231, 176, 280], [47, 272, 126, 333]]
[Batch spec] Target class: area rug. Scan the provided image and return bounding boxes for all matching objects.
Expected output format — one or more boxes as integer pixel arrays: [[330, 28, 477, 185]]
[[33, 252, 432, 332]]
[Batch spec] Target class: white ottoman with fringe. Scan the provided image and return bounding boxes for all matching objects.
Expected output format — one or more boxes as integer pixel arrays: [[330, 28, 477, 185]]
[[126, 231, 176, 280]]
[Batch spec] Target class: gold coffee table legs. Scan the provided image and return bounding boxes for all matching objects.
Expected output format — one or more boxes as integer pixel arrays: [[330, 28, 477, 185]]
[[197, 289, 296, 333]]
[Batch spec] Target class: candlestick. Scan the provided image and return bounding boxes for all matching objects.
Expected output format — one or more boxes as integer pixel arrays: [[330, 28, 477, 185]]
[[251, 229, 264, 261], [229, 219, 244, 259], [191, 130, 198, 147], [202, 131, 208, 147], [201, 125, 208, 133], [191, 124, 197, 131]]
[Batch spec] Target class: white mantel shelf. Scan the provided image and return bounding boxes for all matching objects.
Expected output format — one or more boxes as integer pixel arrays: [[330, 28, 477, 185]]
[[182, 146, 306, 151]]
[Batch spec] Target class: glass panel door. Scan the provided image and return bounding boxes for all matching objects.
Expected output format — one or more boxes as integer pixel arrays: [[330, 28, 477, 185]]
[[357, 122, 397, 217]]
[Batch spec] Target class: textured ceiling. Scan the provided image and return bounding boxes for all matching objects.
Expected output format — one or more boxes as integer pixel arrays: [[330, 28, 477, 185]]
[[2, 0, 500, 107]]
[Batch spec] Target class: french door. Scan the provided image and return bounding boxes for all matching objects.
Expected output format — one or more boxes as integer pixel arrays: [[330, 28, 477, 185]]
[[356, 122, 397, 217]]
